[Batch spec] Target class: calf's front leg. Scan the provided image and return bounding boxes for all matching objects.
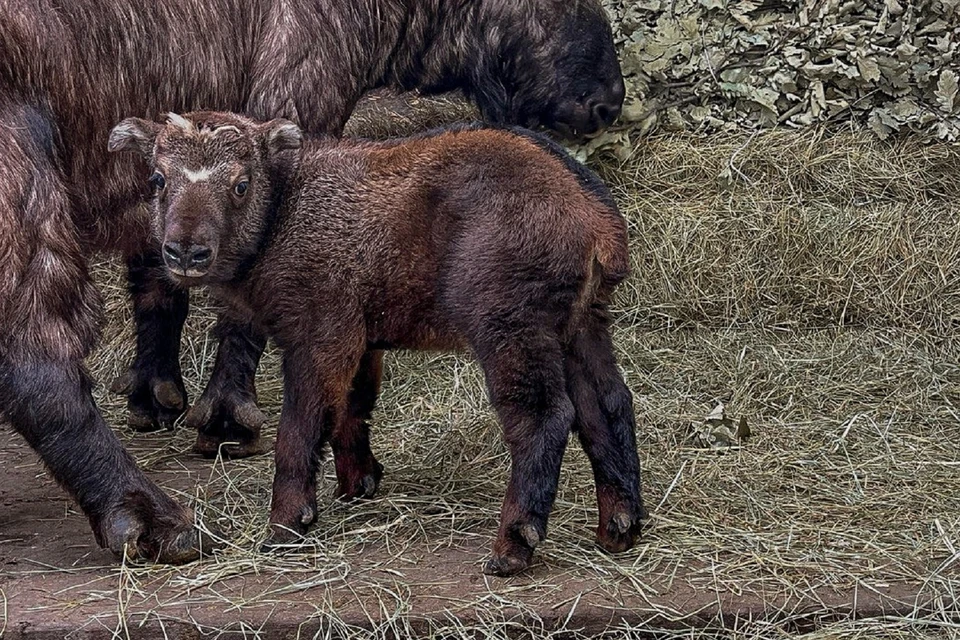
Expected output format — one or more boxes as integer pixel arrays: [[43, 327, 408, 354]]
[[262, 341, 363, 548], [331, 349, 385, 500]]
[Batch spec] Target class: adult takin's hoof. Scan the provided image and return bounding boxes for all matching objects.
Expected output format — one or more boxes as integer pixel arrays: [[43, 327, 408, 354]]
[[111, 369, 187, 432], [100, 501, 221, 564], [596, 509, 645, 554], [186, 385, 268, 459], [192, 428, 269, 459], [334, 458, 384, 501]]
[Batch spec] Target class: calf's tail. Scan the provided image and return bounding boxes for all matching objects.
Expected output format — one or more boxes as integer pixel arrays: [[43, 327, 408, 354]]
[[588, 205, 630, 292]]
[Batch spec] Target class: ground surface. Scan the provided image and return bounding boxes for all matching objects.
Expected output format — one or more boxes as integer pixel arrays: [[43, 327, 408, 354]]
[[2, 120, 960, 639], [1, 378, 956, 640]]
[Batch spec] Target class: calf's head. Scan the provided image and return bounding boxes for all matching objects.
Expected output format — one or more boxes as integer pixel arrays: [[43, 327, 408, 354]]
[[457, 0, 625, 139], [108, 112, 301, 284]]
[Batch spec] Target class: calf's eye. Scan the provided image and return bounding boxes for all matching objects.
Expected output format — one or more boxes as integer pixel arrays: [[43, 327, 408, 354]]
[[234, 180, 249, 197], [150, 172, 166, 191]]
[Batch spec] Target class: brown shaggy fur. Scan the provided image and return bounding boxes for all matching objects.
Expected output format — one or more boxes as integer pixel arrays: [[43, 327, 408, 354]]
[[0, 0, 623, 562], [109, 111, 646, 576]]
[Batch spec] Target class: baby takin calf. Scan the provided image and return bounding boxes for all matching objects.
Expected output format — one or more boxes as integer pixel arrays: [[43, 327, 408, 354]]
[[108, 111, 645, 576]]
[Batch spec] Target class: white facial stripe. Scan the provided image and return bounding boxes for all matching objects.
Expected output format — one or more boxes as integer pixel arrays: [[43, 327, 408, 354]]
[[211, 125, 241, 137], [183, 166, 216, 182]]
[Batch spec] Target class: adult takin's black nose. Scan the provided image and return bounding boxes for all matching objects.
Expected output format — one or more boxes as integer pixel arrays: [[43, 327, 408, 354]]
[[163, 241, 213, 274], [588, 80, 625, 128]]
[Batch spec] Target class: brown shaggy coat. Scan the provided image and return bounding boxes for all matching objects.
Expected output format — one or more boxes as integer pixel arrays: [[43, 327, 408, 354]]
[[109, 111, 646, 576], [0, 0, 623, 562]]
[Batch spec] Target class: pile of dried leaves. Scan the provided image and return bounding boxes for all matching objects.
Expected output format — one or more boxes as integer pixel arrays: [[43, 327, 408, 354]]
[[581, 0, 959, 160]]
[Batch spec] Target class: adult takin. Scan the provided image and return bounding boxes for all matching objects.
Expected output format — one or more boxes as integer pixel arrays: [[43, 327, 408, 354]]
[[0, 0, 624, 562], [108, 111, 646, 576]]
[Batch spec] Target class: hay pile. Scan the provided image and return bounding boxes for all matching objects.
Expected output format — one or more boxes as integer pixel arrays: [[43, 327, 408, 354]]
[[77, 123, 960, 638], [601, 128, 960, 331]]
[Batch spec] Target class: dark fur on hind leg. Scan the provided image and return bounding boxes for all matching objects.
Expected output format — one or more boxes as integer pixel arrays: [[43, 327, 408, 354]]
[[565, 308, 645, 554], [478, 334, 575, 576]]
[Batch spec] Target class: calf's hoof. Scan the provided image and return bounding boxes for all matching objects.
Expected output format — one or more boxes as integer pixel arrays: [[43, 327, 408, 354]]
[[260, 503, 317, 552], [483, 553, 531, 577], [335, 459, 384, 500], [259, 532, 303, 554], [596, 509, 645, 554], [111, 369, 187, 432], [100, 499, 221, 565], [186, 385, 267, 459], [483, 524, 540, 577]]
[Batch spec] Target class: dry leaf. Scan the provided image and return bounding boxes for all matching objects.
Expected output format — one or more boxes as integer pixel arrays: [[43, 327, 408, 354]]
[[689, 402, 751, 449], [581, 0, 960, 159], [936, 69, 959, 114]]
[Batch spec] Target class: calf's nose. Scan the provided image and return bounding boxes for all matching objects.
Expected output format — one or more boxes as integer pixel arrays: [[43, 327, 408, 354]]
[[162, 241, 213, 272]]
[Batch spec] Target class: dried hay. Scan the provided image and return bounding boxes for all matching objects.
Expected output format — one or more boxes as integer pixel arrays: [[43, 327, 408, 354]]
[[600, 127, 960, 332], [26, 120, 960, 637]]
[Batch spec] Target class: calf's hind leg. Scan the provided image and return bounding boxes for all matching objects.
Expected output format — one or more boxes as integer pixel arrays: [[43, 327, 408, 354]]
[[565, 307, 645, 553], [331, 350, 385, 500], [475, 333, 575, 577]]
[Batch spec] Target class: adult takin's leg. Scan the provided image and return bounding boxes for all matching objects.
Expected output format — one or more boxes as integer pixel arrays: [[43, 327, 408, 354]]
[[1, 350, 211, 562], [331, 350, 385, 500], [0, 107, 211, 563], [474, 331, 575, 577], [111, 249, 189, 431], [564, 307, 645, 553], [262, 339, 363, 548], [187, 316, 268, 458]]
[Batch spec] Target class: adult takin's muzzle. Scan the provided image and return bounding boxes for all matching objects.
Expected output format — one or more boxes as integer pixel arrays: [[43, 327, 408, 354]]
[[545, 61, 626, 140], [589, 78, 626, 129]]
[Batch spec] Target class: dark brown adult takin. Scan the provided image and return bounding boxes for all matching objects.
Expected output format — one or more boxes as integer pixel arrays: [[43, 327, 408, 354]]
[[108, 110, 646, 576], [0, 0, 624, 562]]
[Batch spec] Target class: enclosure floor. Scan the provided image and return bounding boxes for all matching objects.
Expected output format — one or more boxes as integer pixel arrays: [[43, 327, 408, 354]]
[[0, 426, 945, 639]]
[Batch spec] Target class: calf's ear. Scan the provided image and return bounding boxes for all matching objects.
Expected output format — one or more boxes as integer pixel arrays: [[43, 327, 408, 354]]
[[263, 119, 303, 155], [108, 118, 161, 157]]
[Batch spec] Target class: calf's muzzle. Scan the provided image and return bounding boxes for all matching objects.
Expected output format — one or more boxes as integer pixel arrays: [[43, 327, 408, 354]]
[[162, 241, 214, 275]]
